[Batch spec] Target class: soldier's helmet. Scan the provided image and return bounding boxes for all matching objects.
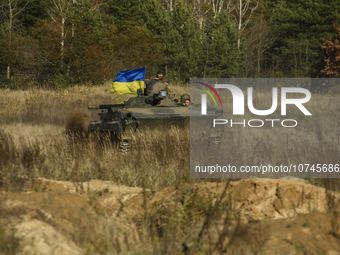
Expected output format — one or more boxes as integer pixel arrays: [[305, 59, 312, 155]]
[[181, 94, 190, 104]]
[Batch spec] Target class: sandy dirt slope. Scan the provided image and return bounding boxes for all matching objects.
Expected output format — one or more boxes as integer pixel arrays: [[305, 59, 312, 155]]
[[1, 178, 339, 254], [122, 178, 336, 223], [0, 190, 92, 254]]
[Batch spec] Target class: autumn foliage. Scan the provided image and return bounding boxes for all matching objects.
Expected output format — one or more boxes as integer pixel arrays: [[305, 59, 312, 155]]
[[322, 24, 340, 77], [1, 0, 340, 87]]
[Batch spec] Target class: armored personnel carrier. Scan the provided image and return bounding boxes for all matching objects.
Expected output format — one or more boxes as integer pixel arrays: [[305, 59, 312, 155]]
[[87, 82, 224, 153]]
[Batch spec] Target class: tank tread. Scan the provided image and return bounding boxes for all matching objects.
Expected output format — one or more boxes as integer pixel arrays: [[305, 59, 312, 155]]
[[119, 140, 130, 155]]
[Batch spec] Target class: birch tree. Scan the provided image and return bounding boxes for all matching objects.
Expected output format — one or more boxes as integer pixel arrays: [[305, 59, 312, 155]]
[[163, 0, 235, 28], [189, 0, 209, 28], [187, 0, 235, 27], [163, 0, 175, 11], [47, 0, 70, 71], [208, 0, 234, 16], [233, 0, 258, 49]]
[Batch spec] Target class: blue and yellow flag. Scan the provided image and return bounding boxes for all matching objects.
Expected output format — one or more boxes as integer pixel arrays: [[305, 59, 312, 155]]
[[110, 67, 146, 95]]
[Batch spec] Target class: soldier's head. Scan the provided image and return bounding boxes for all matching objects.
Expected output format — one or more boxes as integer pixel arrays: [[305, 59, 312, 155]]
[[184, 99, 190, 106], [156, 69, 164, 80], [181, 94, 190, 104]]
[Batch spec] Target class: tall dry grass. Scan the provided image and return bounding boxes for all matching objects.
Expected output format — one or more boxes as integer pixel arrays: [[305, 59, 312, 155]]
[[0, 83, 192, 191], [0, 127, 190, 191], [1, 84, 340, 188], [1, 84, 340, 254]]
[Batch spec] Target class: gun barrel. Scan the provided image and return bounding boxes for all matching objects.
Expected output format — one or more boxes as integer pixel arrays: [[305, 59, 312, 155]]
[[87, 104, 124, 110]]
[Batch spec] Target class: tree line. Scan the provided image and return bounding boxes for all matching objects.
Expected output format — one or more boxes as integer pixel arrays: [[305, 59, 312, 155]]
[[0, 0, 339, 88]]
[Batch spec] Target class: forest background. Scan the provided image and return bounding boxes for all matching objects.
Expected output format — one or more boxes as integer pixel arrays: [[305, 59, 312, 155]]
[[0, 0, 340, 89]]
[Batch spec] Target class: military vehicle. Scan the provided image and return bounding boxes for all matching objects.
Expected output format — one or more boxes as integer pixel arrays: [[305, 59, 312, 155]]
[[87, 81, 224, 153]]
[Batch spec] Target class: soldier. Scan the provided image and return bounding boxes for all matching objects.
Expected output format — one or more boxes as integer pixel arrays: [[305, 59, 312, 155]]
[[146, 70, 165, 95], [153, 70, 164, 81], [181, 94, 190, 106]]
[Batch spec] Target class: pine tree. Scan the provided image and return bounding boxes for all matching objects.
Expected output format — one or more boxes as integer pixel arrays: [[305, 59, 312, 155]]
[[108, 0, 143, 29], [163, 0, 201, 82], [201, 10, 244, 78], [265, 0, 340, 77], [17, 0, 50, 31]]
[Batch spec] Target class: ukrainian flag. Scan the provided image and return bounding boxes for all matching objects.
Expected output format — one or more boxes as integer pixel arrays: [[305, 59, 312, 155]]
[[110, 67, 146, 95]]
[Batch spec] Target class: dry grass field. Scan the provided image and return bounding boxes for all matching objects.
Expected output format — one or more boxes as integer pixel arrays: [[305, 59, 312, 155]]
[[1, 83, 340, 254], [0, 83, 191, 190]]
